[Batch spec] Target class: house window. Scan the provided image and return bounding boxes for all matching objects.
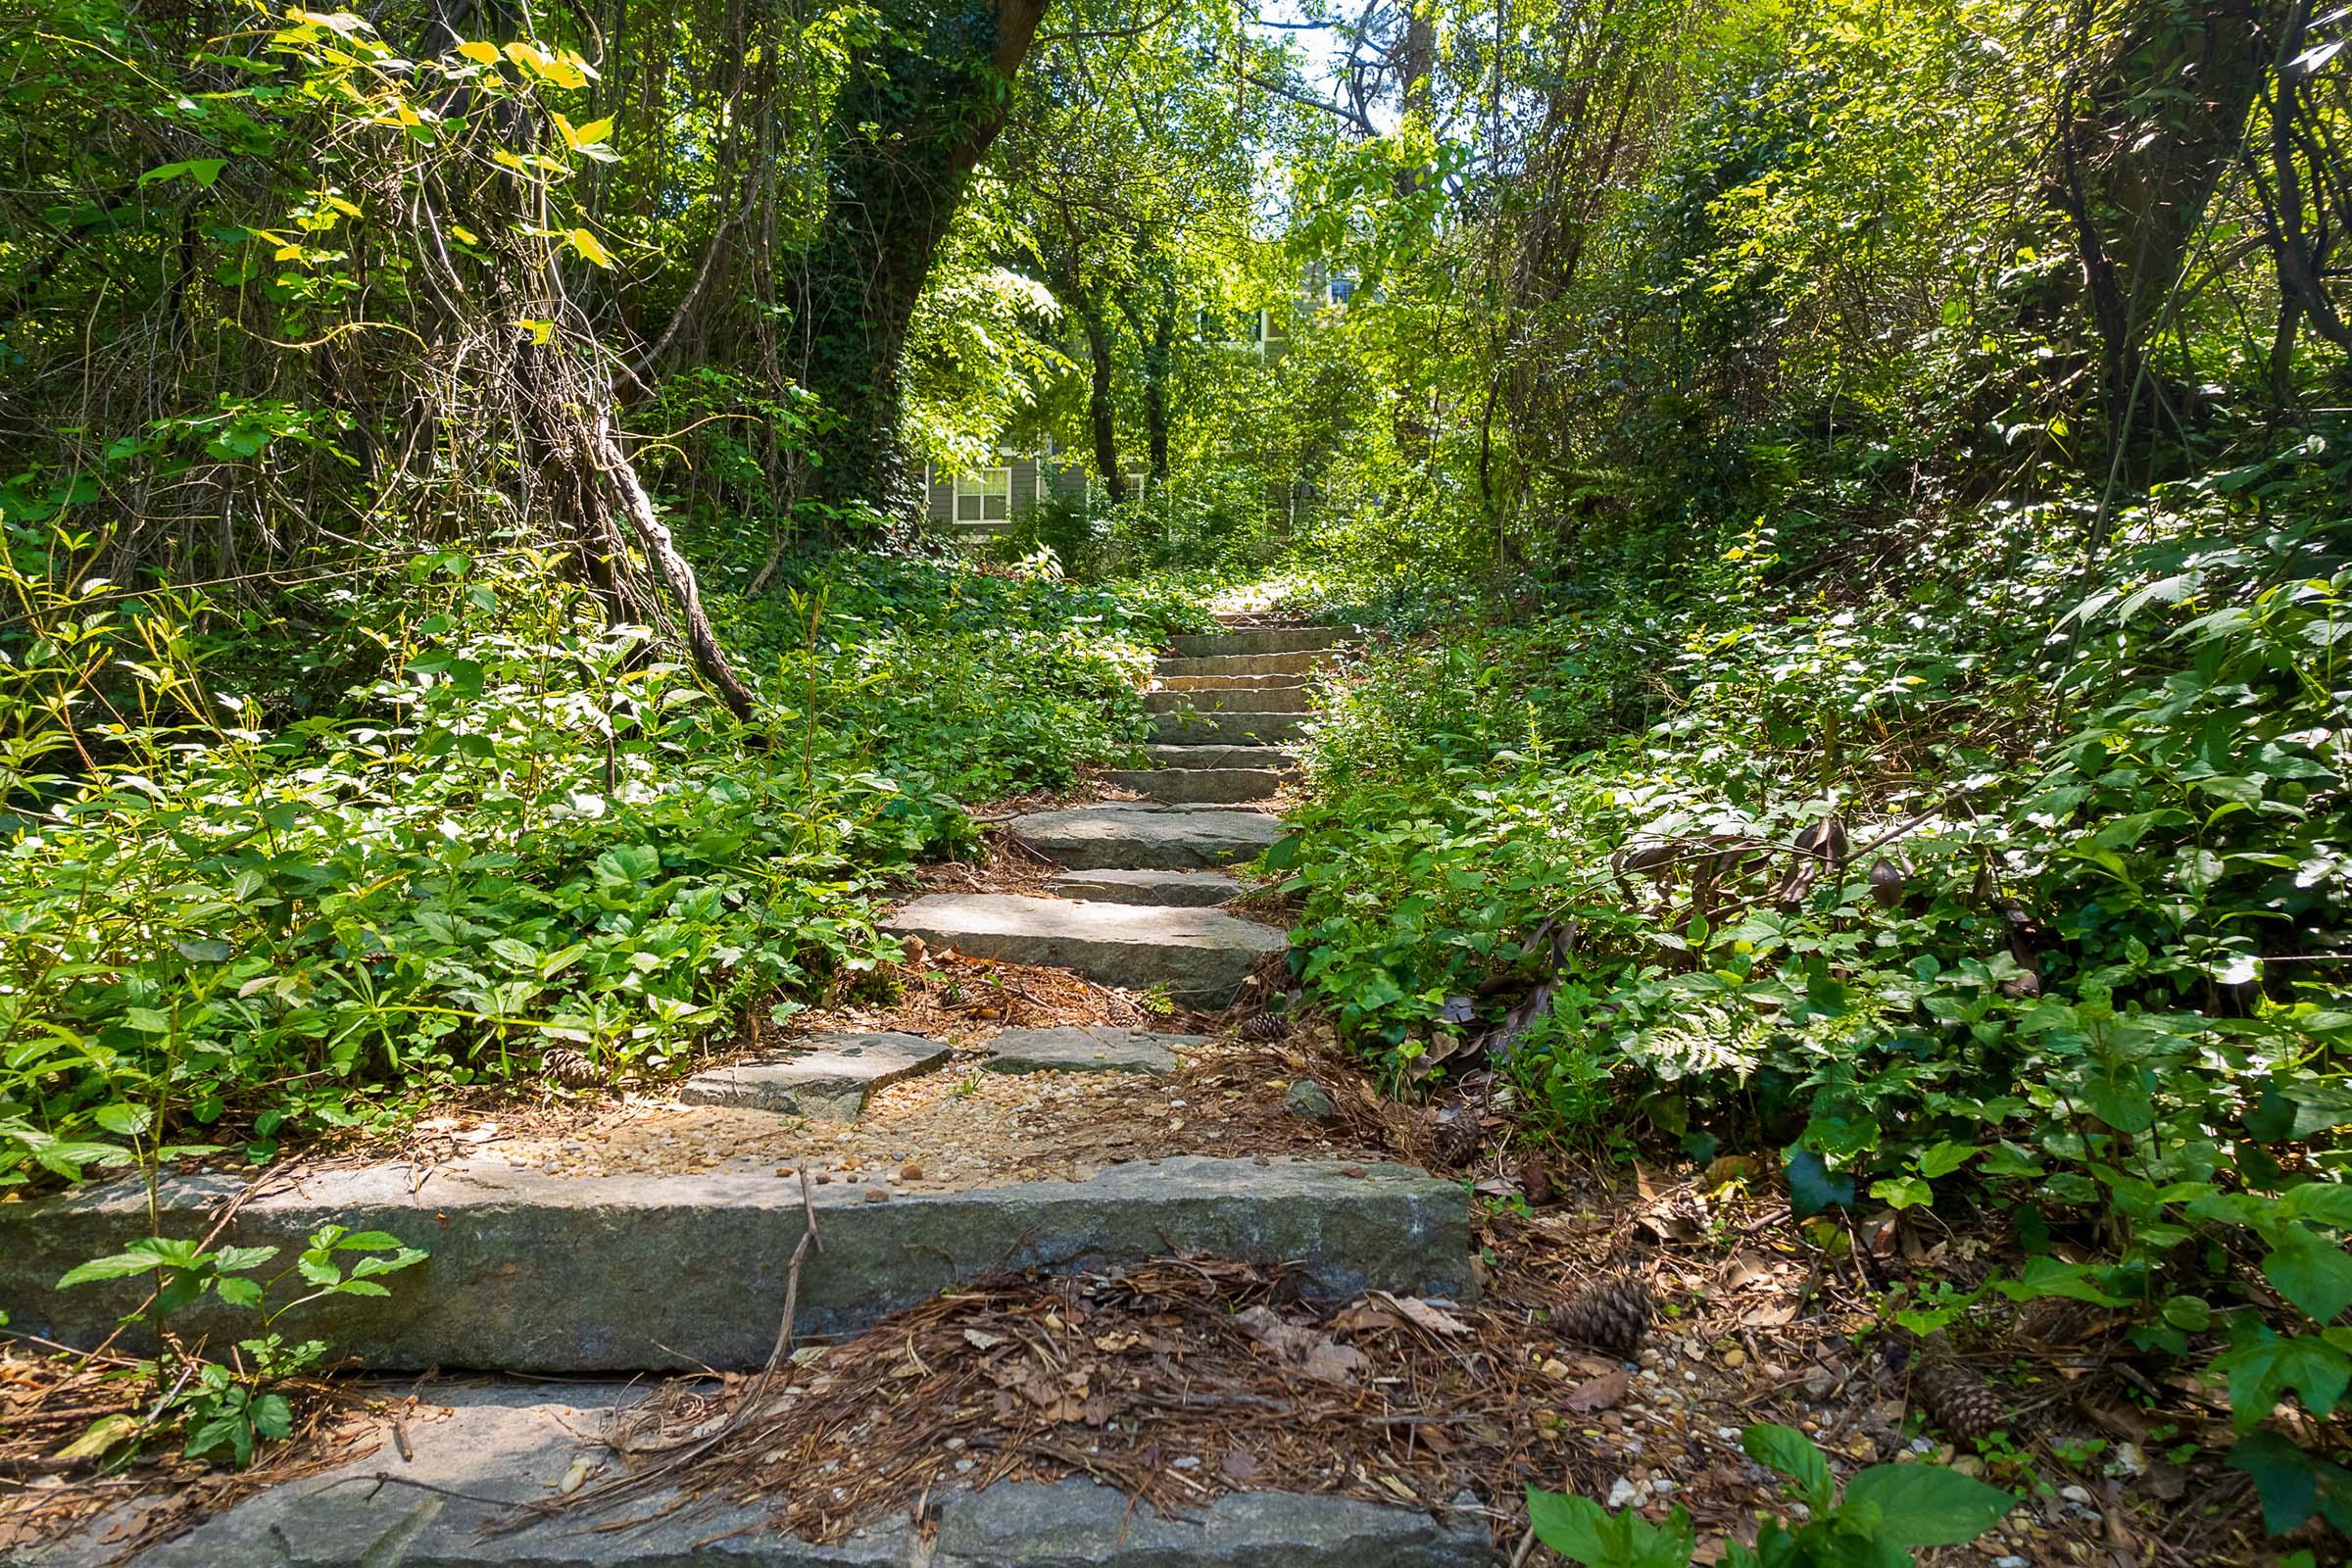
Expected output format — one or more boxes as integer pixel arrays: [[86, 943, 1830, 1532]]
[[1327, 276, 1354, 306], [1262, 309, 1289, 348], [955, 467, 1011, 523]]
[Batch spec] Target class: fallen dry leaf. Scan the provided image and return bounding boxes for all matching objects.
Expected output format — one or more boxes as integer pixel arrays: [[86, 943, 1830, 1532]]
[[1368, 1292, 1472, 1337], [1561, 1369, 1632, 1413]]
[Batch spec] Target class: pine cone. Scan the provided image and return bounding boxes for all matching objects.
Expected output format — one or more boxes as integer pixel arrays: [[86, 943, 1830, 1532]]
[[1242, 1011, 1291, 1042], [1555, 1275, 1654, 1352], [540, 1048, 601, 1089], [1431, 1106, 1483, 1168], [1912, 1357, 2004, 1443]]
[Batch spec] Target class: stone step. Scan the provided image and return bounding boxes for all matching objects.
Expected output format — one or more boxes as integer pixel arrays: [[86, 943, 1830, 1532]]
[[37, 1384, 1494, 1566], [1104, 765, 1281, 804], [1009, 802, 1284, 868], [1144, 685, 1310, 714], [1151, 709, 1306, 746], [1169, 626, 1350, 659], [1, 1157, 1467, 1374], [1152, 670, 1316, 692], [981, 1025, 1201, 1074], [886, 893, 1281, 1003], [1046, 866, 1247, 906], [1148, 742, 1293, 770], [678, 1032, 950, 1120], [1157, 649, 1339, 679]]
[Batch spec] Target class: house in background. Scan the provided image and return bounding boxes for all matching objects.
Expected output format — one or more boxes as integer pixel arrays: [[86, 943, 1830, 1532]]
[[922, 273, 1353, 538], [920, 436, 1088, 535]]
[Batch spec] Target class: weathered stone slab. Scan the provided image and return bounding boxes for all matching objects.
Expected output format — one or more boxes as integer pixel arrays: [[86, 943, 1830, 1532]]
[[1009, 803, 1284, 869], [1169, 626, 1350, 658], [35, 1385, 1494, 1566], [1150, 710, 1305, 746], [1102, 765, 1280, 804], [885, 893, 1282, 1003], [31, 1384, 905, 1567], [1156, 649, 1334, 679], [1046, 867, 1247, 906], [1153, 671, 1317, 692], [935, 1481, 1498, 1567], [0, 1158, 1471, 1372], [679, 1032, 950, 1120], [1147, 743, 1293, 770], [1144, 685, 1311, 714], [981, 1026, 1204, 1075]]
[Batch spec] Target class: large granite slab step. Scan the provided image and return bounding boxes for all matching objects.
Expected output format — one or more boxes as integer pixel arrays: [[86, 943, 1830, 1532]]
[[886, 893, 1282, 1003], [1144, 685, 1310, 714], [1103, 765, 1280, 804], [1046, 866, 1247, 906], [30, 1384, 1496, 1566], [1152, 671, 1317, 692], [678, 1032, 949, 1119], [1169, 626, 1350, 658], [1157, 649, 1335, 679], [1151, 709, 1305, 746], [1148, 742, 1293, 770], [0, 1158, 1470, 1372], [1009, 802, 1285, 868]]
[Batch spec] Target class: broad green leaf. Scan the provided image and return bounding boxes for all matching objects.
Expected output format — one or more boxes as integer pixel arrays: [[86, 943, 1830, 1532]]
[[2262, 1223, 2352, 1326], [1741, 1423, 1832, 1508], [57, 1252, 166, 1288], [1842, 1463, 2016, 1546]]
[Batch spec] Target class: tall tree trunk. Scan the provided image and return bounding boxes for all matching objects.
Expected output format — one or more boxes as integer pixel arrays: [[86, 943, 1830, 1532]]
[[1115, 264, 1174, 484], [798, 0, 1051, 520], [1078, 294, 1127, 504], [2057, 0, 2280, 451]]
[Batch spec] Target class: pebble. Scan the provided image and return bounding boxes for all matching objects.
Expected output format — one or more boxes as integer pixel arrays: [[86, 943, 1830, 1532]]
[[1172, 1456, 1200, 1469], [2059, 1485, 2092, 1504], [945, 1438, 964, 1450], [1606, 1477, 1641, 1508], [1995, 1559, 2029, 1568], [1909, 1437, 1935, 1455], [1721, 1348, 1746, 1369], [955, 1458, 974, 1473], [863, 1187, 890, 1203], [901, 1160, 924, 1181]]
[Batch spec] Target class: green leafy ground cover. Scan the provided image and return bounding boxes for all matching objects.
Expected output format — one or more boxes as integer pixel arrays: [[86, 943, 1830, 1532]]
[[1270, 450, 2352, 1532], [0, 533, 1199, 1187]]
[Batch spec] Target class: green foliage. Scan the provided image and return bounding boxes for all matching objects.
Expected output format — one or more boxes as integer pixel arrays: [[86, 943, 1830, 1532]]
[[1529, 1424, 2015, 1568], [1281, 451, 2352, 1517], [58, 1222, 426, 1468], [0, 526, 1189, 1185]]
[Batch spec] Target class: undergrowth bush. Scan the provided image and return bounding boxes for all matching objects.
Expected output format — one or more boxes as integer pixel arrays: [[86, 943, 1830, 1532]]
[[1278, 446, 2352, 1527], [0, 531, 1194, 1187]]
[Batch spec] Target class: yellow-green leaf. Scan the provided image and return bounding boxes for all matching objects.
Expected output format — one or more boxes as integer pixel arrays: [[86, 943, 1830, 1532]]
[[517, 318, 555, 346], [455, 39, 499, 63], [56, 1414, 141, 1460], [565, 227, 612, 268]]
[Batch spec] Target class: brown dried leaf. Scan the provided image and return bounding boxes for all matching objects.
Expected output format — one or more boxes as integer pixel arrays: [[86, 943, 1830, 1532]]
[[1561, 1369, 1632, 1413], [1370, 1293, 1473, 1338]]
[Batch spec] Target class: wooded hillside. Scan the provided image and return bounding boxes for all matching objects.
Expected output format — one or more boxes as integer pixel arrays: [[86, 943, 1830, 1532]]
[[1, 0, 2347, 1561]]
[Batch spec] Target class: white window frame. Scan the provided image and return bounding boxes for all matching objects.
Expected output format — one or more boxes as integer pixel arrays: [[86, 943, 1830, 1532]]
[[954, 466, 1012, 523]]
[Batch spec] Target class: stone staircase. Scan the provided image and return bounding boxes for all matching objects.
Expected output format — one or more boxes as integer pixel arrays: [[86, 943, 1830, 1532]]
[[7, 617, 1499, 1566]]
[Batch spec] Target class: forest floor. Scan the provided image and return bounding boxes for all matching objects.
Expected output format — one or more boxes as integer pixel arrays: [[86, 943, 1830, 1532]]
[[0, 628, 2276, 1568]]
